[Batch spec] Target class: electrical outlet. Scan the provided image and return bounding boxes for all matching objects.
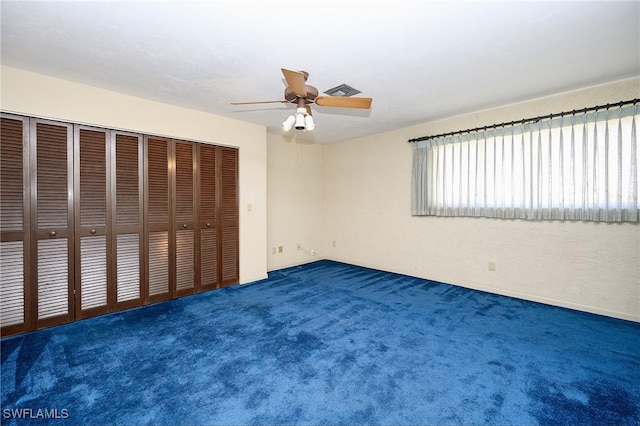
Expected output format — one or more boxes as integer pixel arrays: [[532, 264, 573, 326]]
[[332, 240, 336, 247], [488, 261, 496, 271], [272, 247, 276, 254], [297, 243, 301, 250], [278, 246, 283, 253]]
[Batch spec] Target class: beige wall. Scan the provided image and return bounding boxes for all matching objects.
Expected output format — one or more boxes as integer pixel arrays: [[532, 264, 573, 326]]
[[323, 77, 640, 322], [266, 133, 324, 270], [1, 66, 268, 284]]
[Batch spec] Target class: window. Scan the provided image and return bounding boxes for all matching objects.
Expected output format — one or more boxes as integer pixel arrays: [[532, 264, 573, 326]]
[[412, 104, 638, 222]]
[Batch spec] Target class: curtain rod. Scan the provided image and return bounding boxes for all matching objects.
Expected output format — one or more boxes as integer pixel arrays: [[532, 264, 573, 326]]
[[407, 98, 639, 143]]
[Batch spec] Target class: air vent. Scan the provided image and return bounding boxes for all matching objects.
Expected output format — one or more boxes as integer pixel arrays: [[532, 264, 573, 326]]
[[323, 84, 361, 97]]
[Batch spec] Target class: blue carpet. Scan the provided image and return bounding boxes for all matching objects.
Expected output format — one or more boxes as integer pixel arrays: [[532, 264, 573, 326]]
[[2, 260, 639, 425]]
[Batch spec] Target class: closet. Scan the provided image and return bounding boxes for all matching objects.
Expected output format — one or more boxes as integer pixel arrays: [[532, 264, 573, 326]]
[[0, 114, 238, 336]]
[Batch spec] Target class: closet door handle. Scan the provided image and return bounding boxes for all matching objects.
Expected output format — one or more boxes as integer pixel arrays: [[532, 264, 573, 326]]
[[206, 223, 211, 228], [49, 231, 57, 237], [183, 224, 188, 229], [90, 229, 97, 235]]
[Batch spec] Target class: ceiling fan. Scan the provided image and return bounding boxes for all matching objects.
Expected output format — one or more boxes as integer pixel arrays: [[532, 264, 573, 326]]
[[230, 68, 373, 132]]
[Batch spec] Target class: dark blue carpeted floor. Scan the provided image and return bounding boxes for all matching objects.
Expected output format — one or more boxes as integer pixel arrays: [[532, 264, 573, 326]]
[[2, 260, 639, 425]]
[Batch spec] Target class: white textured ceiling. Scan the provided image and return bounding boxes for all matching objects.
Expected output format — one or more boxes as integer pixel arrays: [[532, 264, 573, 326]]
[[1, 1, 639, 144]]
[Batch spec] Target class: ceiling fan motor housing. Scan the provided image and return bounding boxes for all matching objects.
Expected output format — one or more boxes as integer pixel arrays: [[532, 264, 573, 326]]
[[284, 85, 318, 104]]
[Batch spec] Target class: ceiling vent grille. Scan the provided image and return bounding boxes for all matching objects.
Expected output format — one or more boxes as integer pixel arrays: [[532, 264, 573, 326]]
[[323, 83, 361, 97]]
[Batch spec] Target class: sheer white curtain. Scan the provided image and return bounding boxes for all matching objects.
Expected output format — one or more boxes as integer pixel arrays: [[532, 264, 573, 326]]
[[412, 104, 639, 222]]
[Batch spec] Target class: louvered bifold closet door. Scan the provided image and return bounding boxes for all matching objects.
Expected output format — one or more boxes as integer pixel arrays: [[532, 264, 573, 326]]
[[75, 126, 110, 319], [198, 143, 218, 291], [219, 147, 239, 287], [175, 141, 196, 296], [32, 120, 75, 329], [113, 132, 144, 309], [0, 115, 30, 335], [145, 136, 172, 302]]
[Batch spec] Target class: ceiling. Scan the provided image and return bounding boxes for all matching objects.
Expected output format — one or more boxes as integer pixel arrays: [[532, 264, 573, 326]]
[[1, 1, 639, 144]]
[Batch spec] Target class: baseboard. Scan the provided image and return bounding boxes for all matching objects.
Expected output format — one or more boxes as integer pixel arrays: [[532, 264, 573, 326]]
[[266, 258, 325, 274], [455, 281, 640, 323], [239, 273, 268, 285], [322, 257, 639, 323]]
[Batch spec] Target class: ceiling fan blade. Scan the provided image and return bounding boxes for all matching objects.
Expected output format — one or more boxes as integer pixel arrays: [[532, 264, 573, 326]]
[[230, 100, 288, 105], [315, 96, 372, 109], [281, 68, 307, 97]]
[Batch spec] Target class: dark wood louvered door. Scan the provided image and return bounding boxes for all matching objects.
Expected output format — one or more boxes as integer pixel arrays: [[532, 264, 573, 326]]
[[75, 126, 110, 318], [145, 136, 173, 303], [74, 127, 145, 320], [0, 115, 31, 335], [198, 143, 218, 291], [219, 147, 239, 287], [1, 113, 239, 337], [1, 116, 75, 332], [113, 132, 145, 310], [32, 119, 75, 329], [174, 141, 196, 296], [144, 139, 238, 299]]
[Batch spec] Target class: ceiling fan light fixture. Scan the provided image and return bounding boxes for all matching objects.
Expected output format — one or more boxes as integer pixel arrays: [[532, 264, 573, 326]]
[[304, 114, 315, 132], [282, 114, 296, 131], [294, 107, 306, 130]]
